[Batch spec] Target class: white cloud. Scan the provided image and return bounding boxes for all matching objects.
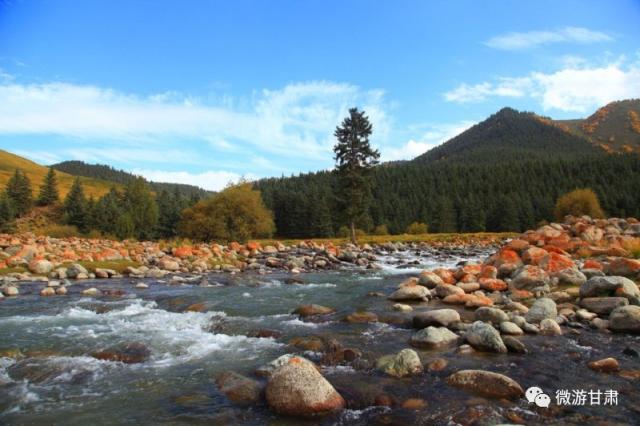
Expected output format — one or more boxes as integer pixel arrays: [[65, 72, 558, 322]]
[[0, 79, 390, 159], [485, 26, 613, 50], [444, 58, 640, 113], [132, 169, 257, 192], [384, 121, 476, 161]]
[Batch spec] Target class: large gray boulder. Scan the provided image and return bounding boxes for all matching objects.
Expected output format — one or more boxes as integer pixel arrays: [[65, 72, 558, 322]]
[[608, 305, 640, 334], [410, 326, 460, 349], [413, 309, 460, 328], [475, 307, 509, 324], [376, 349, 423, 377], [465, 321, 507, 353], [580, 297, 628, 315], [580, 276, 640, 304], [525, 298, 557, 324]]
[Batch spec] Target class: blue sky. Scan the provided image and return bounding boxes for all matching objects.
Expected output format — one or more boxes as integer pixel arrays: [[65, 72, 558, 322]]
[[0, 0, 639, 190]]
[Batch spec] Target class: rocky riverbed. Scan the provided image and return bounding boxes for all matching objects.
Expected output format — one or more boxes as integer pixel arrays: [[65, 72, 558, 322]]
[[1, 216, 640, 424]]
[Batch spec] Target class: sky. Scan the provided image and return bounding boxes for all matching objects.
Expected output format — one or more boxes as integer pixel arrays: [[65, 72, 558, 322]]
[[0, 0, 639, 190]]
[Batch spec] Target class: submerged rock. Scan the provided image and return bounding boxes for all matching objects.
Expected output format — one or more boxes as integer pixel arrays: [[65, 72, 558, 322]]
[[265, 356, 345, 416], [293, 304, 335, 317], [215, 371, 262, 405], [91, 342, 151, 364], [446, 369, 524, 399]]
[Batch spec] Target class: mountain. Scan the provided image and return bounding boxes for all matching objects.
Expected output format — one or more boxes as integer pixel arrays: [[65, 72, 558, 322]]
[[413, 107, 604, 164], [555, 99, 640, 153], [52, 161, 211, 198], [0, 150, 118, 199]]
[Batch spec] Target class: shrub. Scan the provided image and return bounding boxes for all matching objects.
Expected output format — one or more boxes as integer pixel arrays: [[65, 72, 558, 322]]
[[406, 222, 428, 234], [554, 188, 604, 221], [337, 226, 366, 238], [179, 183, 275, 242], [373, 224, 389, 235], [37, 224, 81, 238]]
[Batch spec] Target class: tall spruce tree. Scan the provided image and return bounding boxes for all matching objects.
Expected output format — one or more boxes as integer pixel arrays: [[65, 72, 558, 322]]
[[123, 177, 158, 240], [37, 168, 60, 206], [94, 187, 123, 235], [333, 108, 380, 244], [5, 169, 33, 216], [0, 193, 15, 231], [64, 178, 88, 230]]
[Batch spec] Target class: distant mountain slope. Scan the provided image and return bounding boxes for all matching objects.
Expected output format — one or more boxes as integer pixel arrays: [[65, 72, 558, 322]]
[[555, 99, 640, 153], [0, 150, 118, 198], [52, 161, 211, 198], [413, 107, 603, 164]]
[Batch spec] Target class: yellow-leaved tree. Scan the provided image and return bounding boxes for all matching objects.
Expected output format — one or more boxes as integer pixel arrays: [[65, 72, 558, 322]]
[[554, 188, 605, 221], [179, 182, 275, 242]]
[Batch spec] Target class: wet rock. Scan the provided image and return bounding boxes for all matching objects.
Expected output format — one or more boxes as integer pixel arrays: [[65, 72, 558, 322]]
[[393, 303, 413, 312], [289, 336, 325, 351], [580, 297, 628, 315], [376, 348, 423, 377], [39, 287, 56, 296], [293, 304, 335, 317], [580, 276, 639, 304], [465, 321, 507, 353], [588, 357, 620, 373], [345, 311, 378, 323], [413, 309, 460, 328], [265, 356, 345, 416], [158, 258, 180, 271], [410, 326, 460, 349], [256, 354, 317, 378], [503, 336, 527, 354], [249, 329, 282, 339], [427, 357, 449, 371], [2, 286, 19, 296], [525, 298, 557, 324], [609, 305, 640, 333], [55, 286, 67, 295], [500, 321, 524, 335], [91, 342, 151, 364], [446, 369, 524, 399], [215, 371, 263, 405], [135, 282, 149, 289], [401, 398, 427, 410], [540, 318, 562, 336], [82, 287, 100, 296], [522, 322, 540, 334], [418, 271, 444, 288], [576, 309, 597, 321], [474, 307, 509, 324]]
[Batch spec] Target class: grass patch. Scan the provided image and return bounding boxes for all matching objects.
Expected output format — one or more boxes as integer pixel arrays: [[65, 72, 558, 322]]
[[622, 238, 640, 259], [0, 266, 27, 275], [256, 232, 517, 247], [63, 260, 142, 274]]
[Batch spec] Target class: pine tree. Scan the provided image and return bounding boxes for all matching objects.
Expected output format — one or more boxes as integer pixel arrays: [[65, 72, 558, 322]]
[[0, 193, 15, 231], [123, 177, 158, 240], [496, 194, 520, 231], [333, 107, 380, 244], [37, 168, 60, 206], [5, 169, 33, 216], [94, 187, 123, 235], [432, 197, 457, 233], [64, 178, 87, 230]]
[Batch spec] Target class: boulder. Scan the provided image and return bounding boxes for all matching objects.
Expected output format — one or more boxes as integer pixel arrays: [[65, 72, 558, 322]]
[[66, 263, 88, 279], [345, 311, 378, 323], [265, 356, 345, 416], [2, 286, 19, 296], [554, 268, 587, 286], [580, 297, 628, 315], [410, 326, 460, 349], [525, 298, 557, 324], [39, 287, 56, 296], [293, 304, 335, 317], [510, 265, 550, 292], [388, 283, 430, 301], [588, 357, 620, 373], [82, 287, 100, 296], [393, 303, 413, 312], [580, 276, 638, 301], [28, 259, 53, 275], [215, 371, 262, 405], [503, 336, 527, 354], [256, 354, 317, 378], [413, 309, 460, 328], [92, 342, 151, 364], [434, 283, 465, 298], [608, 305, 640, 334], [474, 307, 509, 324], [500, 321, 524, 336], [446, 370, 524, 399], [158, 258, 180, 271], [376, 349, 423, 377], [539, 318, 562, 336], [605, 258, 640, 277], [465, 321, 507, 353], [418, 271, 444, 288]]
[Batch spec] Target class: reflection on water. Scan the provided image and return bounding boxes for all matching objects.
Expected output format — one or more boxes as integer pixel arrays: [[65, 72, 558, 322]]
[[0, 248, 639, 425]]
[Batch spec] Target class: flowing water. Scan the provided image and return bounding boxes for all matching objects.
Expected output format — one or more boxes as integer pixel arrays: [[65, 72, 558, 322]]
[[1, 249, 639, 425]]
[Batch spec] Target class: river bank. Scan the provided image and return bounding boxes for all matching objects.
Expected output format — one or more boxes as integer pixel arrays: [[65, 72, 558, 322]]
[[1, 216, 639, 424]]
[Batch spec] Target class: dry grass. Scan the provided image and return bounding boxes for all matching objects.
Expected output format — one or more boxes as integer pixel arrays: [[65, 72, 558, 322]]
[[622, 238, 640, 259]]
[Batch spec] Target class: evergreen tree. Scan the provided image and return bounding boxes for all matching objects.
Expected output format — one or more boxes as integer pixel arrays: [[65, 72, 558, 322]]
[[496, 195, 520, 231], [333, 107, 380, 244], [0, 193, 15, 231], [64, 178, 88, 230], [123, 177, 158, 240], [5, 169, 33, 216], [156, 189, 189, 238], [94, 187, 123, 235], [37, 168, 60, 206], [431, 197, 457, 233]]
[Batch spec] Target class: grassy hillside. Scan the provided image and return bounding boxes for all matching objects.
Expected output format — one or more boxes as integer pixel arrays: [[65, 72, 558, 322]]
[[0, 150, 119, 199], [555, 99, 640, 153]]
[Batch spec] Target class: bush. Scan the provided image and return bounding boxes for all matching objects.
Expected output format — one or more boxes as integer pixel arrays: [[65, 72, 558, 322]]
[[373, 224, 389, 235], [179, 183, 275, 242], [406, 222, 428, 234], [337, 226, 366, 238], [554, 188, 605, 221]]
